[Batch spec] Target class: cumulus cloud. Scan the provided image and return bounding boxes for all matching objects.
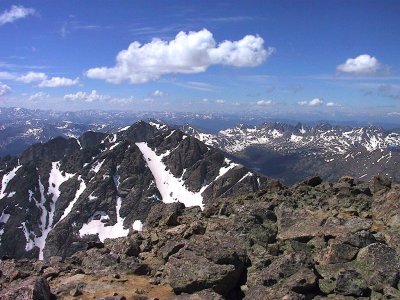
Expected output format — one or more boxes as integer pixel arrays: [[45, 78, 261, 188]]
[[298, 98, 323, 106], [29, 92, 49, 102], [326, 102, 341, 107], [17, 71, 79, 87], [0, 82, 11, 96], [152, 90, 165, 97], [256, 99, 272, 106], [38, 77, 79, 87], [216, 99, 225, 104], [0, 5, 36, 26], [86, 29, 274, 84], [64, 90, 110, 102], [18, 72, 47, 83], [0, 71, 17, 80], [337, 54, 380, 75]]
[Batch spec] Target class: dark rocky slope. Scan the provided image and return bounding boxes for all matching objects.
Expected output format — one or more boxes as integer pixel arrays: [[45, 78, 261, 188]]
[[1, 175, 400, 299], [0, 121, 268, 260]]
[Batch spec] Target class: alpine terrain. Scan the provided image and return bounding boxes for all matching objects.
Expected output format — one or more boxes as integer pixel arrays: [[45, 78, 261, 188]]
[[184, 122, 400, 184], [0, 120, 268, 260]]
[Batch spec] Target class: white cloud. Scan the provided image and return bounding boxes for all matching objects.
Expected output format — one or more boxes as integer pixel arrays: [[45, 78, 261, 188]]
[[17, 72, 79, 87], [64, 90, 110, 102], [0, 71, 17, 80], [29, 92, 49, 102], [18, 72, 47, 83], [326, 102, 341, 107], [216, 99, 225, 104], [388, 112, 400, 116], [298, 98, 323, 106], [337, 54, 380, 75], [38, 76, 79, 87], [86, 29, 274, 84], [202, 98, 209, 103], [152, 90, 165, 97], [0, 5, 36, 26], [256, 99, 272, 106], [0, 82, 11, 96], [109, 96, 135, 105]]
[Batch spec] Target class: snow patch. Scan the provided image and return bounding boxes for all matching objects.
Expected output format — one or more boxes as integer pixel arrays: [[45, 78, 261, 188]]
[[91, 159, 105, 174], [0, 165, 22, 199], [149, 121, 166, 130], [136, 142, 204, 209], [118, 125, 130, 132], [132, 220, 143, 231], [79, 197, 129, 242], [0, 210, 11, 245], [214, 158, 239, 181], [34, 162, 74, 260], [20, 222, 35, 251], [108, 142, 121, 151], [57, 176, 86, 224]]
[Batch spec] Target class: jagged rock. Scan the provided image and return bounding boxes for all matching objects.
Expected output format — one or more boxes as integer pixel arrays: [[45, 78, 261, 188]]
[[247, 251, 312, 287], [0, 276, 52, 300], [277, 204, 372, 241], [145, 202, 186, 228], [316, 241, 359, 265], [356, 243, 400, 291], [172, 289, 224, 299], [369, 175, 391, 194], [343, 231, 377, 248], [335, 270, 369, 296], [244, 285, 305, 300], [164, 232, 246, 295], [104, 235, 141, 257], [304, 176, 323, 187]]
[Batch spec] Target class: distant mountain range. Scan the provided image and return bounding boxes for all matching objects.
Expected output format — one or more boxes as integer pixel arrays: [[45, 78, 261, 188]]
[[183, 122, 400, 184], [1, 106, 400, 184]]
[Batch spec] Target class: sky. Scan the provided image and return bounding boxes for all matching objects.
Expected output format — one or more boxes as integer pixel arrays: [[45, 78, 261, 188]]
[[0, 0, 399, 122]]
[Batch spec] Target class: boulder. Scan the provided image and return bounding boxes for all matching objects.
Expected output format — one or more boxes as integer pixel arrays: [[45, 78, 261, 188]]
[[0, 276, 52, 300], [172, 289, 224, 299], [356, 243, 400, 291], [164, 232, 246, 295], [369, 175, 391, 194], [335, 270, 369, 296]]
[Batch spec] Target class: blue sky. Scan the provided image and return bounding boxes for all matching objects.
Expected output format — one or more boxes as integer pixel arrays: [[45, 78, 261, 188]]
[[0, 0, 399, 122]]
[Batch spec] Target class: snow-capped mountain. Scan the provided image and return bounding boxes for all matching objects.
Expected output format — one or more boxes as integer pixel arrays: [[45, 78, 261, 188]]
[[0, 121, 268, 260], [183, 122, 400, 184], [0, 107, 263, 157]]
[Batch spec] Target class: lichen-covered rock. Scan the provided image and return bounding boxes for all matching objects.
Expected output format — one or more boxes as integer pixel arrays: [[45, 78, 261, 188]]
[[164, 232, 246, 295], [356, 243, 400, 291], [335, 270, 369, 296], [0, 276, 52, 300]]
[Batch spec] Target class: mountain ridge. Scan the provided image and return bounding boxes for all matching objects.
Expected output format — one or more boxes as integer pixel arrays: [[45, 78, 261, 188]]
[[0, 120, 269, 260]]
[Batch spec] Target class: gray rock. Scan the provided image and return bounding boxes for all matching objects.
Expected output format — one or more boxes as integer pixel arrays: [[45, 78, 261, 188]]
[[356, 243, 400, 290], [335, 270, 369, 296], [0, 276, 52, 300]]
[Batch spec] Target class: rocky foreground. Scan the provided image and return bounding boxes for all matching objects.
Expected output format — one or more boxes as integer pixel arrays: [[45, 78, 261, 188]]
[[1, 175, 400, 299]]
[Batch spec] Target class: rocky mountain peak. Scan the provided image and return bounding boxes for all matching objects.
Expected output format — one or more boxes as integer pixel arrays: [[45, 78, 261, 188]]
[[0, 120, 268, 261]]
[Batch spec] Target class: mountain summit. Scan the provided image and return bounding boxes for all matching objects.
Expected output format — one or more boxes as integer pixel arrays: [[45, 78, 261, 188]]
[[0, 121, 269, 260]]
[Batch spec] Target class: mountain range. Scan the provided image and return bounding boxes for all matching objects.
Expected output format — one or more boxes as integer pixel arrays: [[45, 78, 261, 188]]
[[2, 107, 400, 186], [184, 122, 400, 184], [0, 121, 268, 260], [2, 118, 400, 299]]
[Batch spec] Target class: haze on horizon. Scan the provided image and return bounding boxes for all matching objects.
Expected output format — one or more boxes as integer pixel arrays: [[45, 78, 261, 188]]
[[0, 0, 399, 123]]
